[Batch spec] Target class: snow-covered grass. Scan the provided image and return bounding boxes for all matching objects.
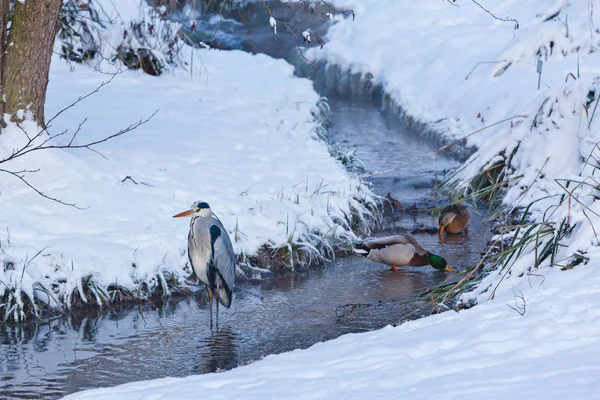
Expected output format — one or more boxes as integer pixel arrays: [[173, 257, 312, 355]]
[[0, 38, 377, 321], [308, 0, 600, 303]]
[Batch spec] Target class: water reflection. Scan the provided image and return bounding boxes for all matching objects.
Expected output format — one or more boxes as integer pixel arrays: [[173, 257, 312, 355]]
[[195, 326, 239, 373], [257, 269, 322, 292], [438, 233, 469, 245], [370, 269, 436, 297]]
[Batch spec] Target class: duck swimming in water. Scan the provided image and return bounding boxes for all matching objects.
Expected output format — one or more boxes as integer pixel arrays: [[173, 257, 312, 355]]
[[355, 234, 453, 272], [438, 204, 470, 235]]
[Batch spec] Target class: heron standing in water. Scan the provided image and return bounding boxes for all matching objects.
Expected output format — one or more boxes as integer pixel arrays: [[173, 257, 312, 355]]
[[173, 201, 235, 328]]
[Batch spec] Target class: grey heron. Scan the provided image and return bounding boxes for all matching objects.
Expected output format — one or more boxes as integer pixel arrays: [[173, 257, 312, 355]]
[[173, 201, 235, 328]]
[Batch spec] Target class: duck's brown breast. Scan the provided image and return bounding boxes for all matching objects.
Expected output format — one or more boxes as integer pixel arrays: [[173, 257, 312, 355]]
[[445, 214, 470, 233], [407, 252, 429, 267]]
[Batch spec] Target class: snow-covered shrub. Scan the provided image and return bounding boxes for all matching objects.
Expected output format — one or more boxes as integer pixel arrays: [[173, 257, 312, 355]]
[[57, 0, 185, 75]]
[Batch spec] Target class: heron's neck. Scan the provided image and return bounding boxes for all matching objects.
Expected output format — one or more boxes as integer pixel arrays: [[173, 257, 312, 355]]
[[190, 215, 204, 227], [191, 213, 212, 225]]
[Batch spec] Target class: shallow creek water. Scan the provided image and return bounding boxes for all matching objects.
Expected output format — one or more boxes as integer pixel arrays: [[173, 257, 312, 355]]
[[0, 98, 490, 399]]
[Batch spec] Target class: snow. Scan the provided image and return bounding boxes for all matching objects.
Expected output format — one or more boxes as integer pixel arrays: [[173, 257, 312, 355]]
[[303, 30, 311, 43], [0, 2, 376, 320]]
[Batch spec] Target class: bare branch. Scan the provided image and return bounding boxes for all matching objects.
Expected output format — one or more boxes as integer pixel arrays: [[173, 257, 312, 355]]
[[317, 0, 355, 19], [0, 75, 157, 208], [46, 72, 118, 128], [469, 0, 519, 29], [1, 110, 157, 164], [279, 20, 321, 70], [195, 0, 354, 68], [68, 118, 88, 146], [121, 175, 154, 187], [2, 75, 118, 164], [0, 167, 87, 209], [257, 0, 353, 70]]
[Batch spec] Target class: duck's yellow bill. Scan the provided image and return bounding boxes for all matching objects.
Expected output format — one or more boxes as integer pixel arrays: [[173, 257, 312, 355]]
[[445, 265, 455, 272], [172, 209, 193, 218]]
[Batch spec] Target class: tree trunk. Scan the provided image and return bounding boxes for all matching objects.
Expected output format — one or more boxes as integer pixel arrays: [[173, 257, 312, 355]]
[[0, 0, 9, 125], [1, 0, 62, 127]]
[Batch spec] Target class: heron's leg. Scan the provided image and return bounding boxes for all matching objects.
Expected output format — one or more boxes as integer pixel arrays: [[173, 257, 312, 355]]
[[207, 287, 214, 329], [215, 283, 220, 329]]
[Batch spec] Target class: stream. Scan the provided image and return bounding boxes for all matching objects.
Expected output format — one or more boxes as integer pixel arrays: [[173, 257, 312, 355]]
[[1, 96, 490, 400], [1, 5, 491, 399]]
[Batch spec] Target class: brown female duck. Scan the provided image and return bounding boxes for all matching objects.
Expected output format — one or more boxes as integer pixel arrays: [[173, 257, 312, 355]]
[[438, 204, 470, 235]]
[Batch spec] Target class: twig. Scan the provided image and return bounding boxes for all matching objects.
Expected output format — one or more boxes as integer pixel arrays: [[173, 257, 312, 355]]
[[506, 290, 526, 316], [465, 60, 504, 80], [0, 112, 156, 203], [257, 0, 354, 69], [527, 272, 546, 288], [47, 73, 117, 128], [2, 111, 157, 163], [0, 168, 86, 208], [0, 73, 157, 207], [121, 175, 154, 187], [470, 0, 519, 29]]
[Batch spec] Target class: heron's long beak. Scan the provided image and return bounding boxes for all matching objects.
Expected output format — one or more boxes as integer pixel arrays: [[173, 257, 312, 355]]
[[445, 265, 455, 272], [173, 209, 193, 218]]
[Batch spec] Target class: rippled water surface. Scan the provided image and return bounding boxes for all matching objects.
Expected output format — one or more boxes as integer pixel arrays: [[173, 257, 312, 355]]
[[1, 98, 490, 399]]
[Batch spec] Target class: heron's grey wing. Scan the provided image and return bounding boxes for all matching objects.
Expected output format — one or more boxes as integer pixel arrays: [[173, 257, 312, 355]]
[[210, 216, 236, 307], [365, 235, 411, 249]]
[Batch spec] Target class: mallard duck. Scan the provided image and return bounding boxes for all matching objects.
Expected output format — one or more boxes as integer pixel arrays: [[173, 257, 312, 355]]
[[355, 234, 453, 272], [438, 204, 470, 235]]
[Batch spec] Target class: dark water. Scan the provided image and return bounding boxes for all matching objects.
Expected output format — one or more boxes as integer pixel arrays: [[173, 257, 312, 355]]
[[0, 99, 490, 399], [172, 1, 330, 60]]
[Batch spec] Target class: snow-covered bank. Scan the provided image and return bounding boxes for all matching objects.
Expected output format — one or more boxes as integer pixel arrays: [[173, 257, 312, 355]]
[[0, 48, 376, 321], [60, 259, 600, 400], [310, 0, 600, 301]]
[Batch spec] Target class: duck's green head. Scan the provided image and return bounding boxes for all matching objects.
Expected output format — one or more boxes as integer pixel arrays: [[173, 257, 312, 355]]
[[428, 252, 454, 272]]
